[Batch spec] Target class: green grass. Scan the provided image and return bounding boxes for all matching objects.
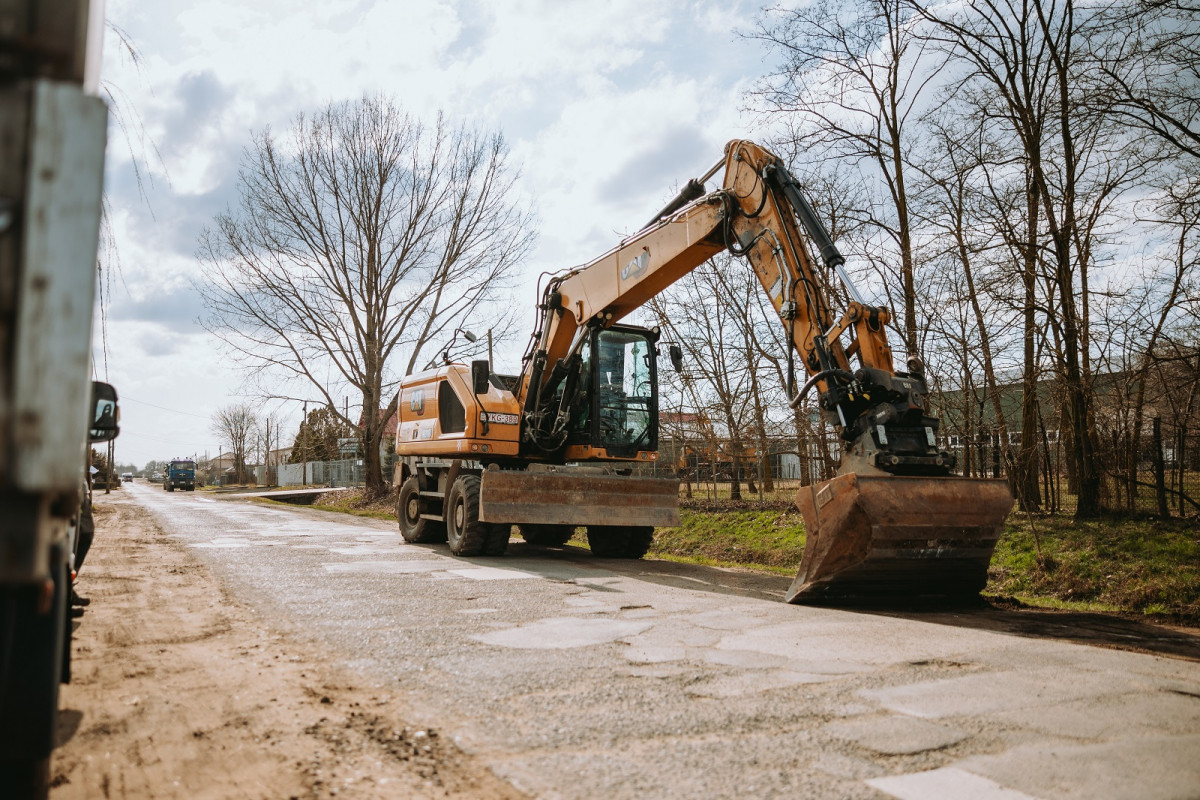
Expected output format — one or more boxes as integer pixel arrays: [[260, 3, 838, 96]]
[[647, 508, 806, 572], [988, 515, 1200, 622]]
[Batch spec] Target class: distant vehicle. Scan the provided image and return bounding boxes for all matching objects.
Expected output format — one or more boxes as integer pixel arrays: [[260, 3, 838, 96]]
[[163, 459, 196, 492], [150, 472, 162, 482], [121, 472, 132, 483]]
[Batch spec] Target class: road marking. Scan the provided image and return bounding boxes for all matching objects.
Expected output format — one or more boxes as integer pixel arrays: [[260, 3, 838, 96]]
[[867, 767, 1041, 800]]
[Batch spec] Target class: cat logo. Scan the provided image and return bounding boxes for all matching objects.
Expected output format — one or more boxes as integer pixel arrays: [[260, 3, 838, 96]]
[[408, 389, 425, 415]]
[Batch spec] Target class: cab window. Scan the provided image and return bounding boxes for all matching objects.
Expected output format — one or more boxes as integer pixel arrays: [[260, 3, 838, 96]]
[[438, 380, 466, 433]]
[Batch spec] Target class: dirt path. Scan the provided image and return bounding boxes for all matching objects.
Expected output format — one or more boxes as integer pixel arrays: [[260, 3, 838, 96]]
[[51, 492, 523, 800]]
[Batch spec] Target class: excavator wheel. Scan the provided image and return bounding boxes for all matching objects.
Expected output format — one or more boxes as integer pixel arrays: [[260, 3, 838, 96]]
[[586, 526, 654, 559], [446, 474, 491, 557], [398, 476, 446, 544], [483, 523, 511, 556], [519, 524, 575, 547]]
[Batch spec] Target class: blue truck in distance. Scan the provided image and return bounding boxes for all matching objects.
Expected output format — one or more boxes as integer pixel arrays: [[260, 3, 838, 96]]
[[163, 459, 196, 492]]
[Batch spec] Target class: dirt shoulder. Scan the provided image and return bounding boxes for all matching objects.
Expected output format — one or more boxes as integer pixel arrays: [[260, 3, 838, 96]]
[[52, 493, 523, 799]]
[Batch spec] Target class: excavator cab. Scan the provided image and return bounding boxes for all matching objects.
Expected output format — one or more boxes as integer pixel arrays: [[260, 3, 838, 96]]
[[566, 325, 659, 459]]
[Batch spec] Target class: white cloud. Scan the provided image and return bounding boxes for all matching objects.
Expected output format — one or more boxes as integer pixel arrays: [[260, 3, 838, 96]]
[[97, 0, 766, 465]]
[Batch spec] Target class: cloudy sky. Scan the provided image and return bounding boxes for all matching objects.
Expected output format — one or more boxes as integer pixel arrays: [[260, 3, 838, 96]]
[[97, 0, 778, 468]]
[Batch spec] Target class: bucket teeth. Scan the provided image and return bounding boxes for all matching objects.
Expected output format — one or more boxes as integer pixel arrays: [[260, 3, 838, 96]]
[[787, 474, 1014, 603]]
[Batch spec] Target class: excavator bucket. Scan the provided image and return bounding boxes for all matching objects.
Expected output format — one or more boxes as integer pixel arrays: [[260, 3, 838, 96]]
[[479, 470, 681, 528], [787, 473, 1014, 603]]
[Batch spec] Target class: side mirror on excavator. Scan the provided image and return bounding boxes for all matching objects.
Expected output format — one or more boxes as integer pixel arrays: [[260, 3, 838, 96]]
[[668, 344, 684, 373], [471, 360, 490, 395]]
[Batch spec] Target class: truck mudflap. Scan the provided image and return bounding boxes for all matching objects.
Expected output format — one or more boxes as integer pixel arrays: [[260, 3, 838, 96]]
[[479, 470, 680, 528], [787, 473, 1014, 603]]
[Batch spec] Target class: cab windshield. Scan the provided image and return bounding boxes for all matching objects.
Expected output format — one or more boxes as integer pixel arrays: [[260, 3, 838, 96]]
[[591, 328, 656, 456]]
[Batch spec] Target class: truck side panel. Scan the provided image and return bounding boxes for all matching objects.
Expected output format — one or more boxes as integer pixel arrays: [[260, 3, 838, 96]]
[[13, 83, 107, 494]]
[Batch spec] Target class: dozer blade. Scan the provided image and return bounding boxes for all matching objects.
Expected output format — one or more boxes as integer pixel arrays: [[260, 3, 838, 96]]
[[787, 473, 1014, 603], [479, 470, 680, 528]]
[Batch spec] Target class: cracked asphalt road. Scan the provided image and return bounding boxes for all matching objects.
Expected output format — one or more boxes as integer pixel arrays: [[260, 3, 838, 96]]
[[128, 482, 1200, 799]]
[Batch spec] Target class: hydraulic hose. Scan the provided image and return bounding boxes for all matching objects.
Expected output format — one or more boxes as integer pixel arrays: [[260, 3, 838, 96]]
[[789, 369, 854, 410]]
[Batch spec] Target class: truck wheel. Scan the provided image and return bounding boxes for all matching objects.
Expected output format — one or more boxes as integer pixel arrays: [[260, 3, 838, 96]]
[[587, 526, 654, 559], [398, 477, 446, 543], [0, 554, 67, 799], [519, 524, 574, 547], [445, 474, 489, 556]]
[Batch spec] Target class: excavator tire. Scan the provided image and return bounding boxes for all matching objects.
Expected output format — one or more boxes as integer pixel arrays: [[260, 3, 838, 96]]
[[446, 474, 489, 557], [623, 526, 654, 558], [398, 476, 446, 544], [483, 524, 511, 556], [519, 524, 575, 547], [587, 525, 654, 559]]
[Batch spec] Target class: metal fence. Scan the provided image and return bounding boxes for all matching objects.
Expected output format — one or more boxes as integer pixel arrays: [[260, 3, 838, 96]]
[[646, 420, 1198, 518], [254, 459, 366, 488], [941, 418, 1198, 517]]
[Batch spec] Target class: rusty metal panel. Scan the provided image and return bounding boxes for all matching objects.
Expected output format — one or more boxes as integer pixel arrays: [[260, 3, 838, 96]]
[[480, 470, 680, 527], [12, 82, 107, 492], [787, 474, 1014, 602]]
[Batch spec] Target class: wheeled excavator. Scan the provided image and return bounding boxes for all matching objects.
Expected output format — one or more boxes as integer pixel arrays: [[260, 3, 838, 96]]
[[394, 140, 1013, 602]]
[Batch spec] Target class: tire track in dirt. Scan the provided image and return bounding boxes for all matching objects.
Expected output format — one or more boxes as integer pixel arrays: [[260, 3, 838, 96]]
[[51, 491, 523, 799]]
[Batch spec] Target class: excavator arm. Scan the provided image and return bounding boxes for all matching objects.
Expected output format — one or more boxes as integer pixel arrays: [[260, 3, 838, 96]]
[[515, 140, 1012, 601], [519, 140, 942, 476]]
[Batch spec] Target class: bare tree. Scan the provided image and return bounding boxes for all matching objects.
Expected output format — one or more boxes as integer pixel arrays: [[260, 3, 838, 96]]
[[1089, 0, 1200, 162], [651, 257, 760, 500], [748, 0, 946, 356], [197, 96, 535, 493], [212, 403, 257, 484], [913, 0, 1145, 517]]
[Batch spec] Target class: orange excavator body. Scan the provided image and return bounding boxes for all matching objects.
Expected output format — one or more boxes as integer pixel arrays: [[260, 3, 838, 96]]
[[395, 140, 1012, 601]]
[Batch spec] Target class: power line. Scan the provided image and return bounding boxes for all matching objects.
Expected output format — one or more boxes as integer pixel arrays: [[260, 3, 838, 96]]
[[118, 430, 213, 449], [121, 395, 211, 419]]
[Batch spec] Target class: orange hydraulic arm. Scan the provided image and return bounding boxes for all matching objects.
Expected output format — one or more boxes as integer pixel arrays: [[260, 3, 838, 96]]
[[519, 140, 901, 457]]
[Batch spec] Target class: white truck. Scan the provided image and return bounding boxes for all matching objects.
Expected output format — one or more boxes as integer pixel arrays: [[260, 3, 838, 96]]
[[0, 2, 116, 796]]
